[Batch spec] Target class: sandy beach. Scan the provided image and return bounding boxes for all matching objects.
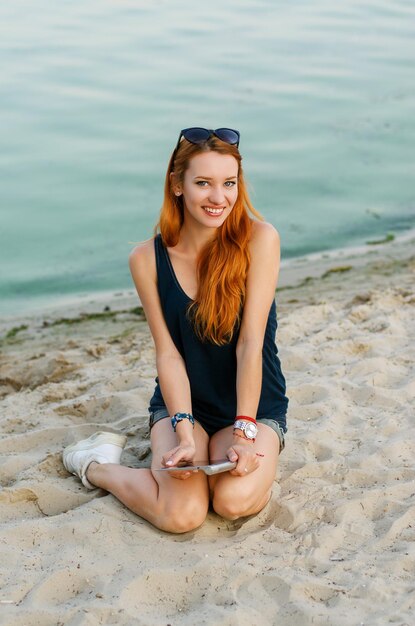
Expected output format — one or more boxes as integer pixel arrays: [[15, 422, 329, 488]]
[[1, 236, 414, 626]]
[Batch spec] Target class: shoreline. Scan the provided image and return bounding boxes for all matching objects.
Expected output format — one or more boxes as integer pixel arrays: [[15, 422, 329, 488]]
[[1, 228, 414, 337], [280, 226, 415, 287]]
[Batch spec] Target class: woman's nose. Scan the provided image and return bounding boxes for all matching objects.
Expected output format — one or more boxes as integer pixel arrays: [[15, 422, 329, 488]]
[[208, 186, 225, 204]]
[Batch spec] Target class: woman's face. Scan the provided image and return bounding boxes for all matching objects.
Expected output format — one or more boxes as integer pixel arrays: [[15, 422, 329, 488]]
[[174, 151, 239, 229]]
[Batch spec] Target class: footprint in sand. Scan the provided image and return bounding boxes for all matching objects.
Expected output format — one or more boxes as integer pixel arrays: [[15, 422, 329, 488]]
[[289, 384, 329, 406], [280, 349, 308, 372], [0, 352, 79, 392], [26, 567, 97, 607], [349, 357, 408, 388], [120, 564, 226, 616], [292, 404, 326, 422], [40, 382, 89, 404], [103, 370, 149, 392], [307, 441, 333, 462], [0, 482, 101, 520], [270, 501, 296, 533], [234, 572, 291, 615], [341, 382, 403, 410], [53, 391, 146, 424]]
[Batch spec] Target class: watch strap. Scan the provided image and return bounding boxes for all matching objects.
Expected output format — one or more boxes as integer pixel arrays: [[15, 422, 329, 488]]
[[233, 419, 258, 440]]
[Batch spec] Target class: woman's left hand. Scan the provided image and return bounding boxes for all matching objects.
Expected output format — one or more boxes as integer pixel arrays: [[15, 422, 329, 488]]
[[226, 441, 260, 477]]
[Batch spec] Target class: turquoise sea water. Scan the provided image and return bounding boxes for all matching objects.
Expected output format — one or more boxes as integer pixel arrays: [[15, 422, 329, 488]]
[[1, 0, 414, 316]]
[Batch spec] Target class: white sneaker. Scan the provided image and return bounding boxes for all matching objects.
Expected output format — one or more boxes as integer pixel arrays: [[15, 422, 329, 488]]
[[63, 431, 127, 489]]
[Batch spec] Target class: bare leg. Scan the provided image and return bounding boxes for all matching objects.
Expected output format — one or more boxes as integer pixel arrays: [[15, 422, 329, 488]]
[[208, 423, 280, 520], [86, 419, 210, 533]]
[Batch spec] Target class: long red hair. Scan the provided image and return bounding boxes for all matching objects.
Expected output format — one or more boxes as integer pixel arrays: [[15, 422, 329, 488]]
[[155, 136, 263, 345]]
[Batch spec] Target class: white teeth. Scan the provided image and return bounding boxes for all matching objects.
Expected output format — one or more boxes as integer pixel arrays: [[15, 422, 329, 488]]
[[203, 207, 224, 214]]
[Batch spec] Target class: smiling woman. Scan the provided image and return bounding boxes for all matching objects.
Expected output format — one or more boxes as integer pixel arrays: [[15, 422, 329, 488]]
[[158, 129, 264, 346], [172, 152, 238, 226], [63, 126, 289, 533]]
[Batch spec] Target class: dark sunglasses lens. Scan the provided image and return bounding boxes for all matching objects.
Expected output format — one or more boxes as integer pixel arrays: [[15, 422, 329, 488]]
[[215, 129, 239, 145], [183, 128, 211, 144]]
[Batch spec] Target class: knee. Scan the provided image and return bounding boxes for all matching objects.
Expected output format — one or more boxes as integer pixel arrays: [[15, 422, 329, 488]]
[[160, 499, 208, 534], [212, 486, 271, 521], [211, 480, 246, 520], [212, 494, 246, 521]]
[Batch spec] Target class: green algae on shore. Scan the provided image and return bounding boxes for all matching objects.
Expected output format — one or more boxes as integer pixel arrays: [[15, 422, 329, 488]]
[[0, 307, 145, 348], [366, 233, 395, 245], [41, 306, 145, 328], [5, 324, 28, 339], [321, 265, 353, 278]]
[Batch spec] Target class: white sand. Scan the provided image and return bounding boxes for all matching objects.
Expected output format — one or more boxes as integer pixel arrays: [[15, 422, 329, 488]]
[[0, 237, 414, 625]]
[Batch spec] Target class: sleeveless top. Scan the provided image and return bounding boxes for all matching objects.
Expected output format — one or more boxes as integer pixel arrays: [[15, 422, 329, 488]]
[[149, 234, 289, 432]]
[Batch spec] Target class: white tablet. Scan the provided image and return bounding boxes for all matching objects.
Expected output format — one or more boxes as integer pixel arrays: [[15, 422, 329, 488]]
[[155, 459, 237, 475]]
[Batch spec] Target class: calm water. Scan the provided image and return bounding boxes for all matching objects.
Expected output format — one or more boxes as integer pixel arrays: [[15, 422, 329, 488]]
[[1, 0, 414, 316]]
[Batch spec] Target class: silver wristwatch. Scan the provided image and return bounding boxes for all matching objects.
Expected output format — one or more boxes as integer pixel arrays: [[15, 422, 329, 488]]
[[233, 420, 258, 440]]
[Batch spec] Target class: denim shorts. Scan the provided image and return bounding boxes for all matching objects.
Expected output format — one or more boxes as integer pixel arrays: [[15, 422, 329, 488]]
[[149, 408, 286, 453]]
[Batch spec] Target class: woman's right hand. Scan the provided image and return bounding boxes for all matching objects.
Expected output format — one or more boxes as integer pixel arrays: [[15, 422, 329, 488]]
[[161, 442, 197, 480]]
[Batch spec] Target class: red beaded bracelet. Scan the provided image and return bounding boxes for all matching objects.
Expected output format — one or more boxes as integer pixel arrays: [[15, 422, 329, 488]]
[[235, 415, 257, 425], [233, 431, 255, 443]]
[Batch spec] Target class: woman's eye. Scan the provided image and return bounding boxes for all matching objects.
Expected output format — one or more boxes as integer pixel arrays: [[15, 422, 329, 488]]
[[196, 181, 236, 187]]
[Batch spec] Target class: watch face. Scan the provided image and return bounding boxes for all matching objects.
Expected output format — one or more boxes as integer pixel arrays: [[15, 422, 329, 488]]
[[245, 422, 258, 439]]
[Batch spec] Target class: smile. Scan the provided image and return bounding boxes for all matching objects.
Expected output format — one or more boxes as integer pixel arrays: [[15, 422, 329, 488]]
[[202, 207, 225, 216]]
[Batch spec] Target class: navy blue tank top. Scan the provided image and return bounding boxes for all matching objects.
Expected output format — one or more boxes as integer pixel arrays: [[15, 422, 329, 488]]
[[149, 234, 288, 432]]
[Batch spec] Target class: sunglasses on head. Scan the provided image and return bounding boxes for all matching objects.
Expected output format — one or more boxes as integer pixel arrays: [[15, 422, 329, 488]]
[[174, 127, 240, 153]]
